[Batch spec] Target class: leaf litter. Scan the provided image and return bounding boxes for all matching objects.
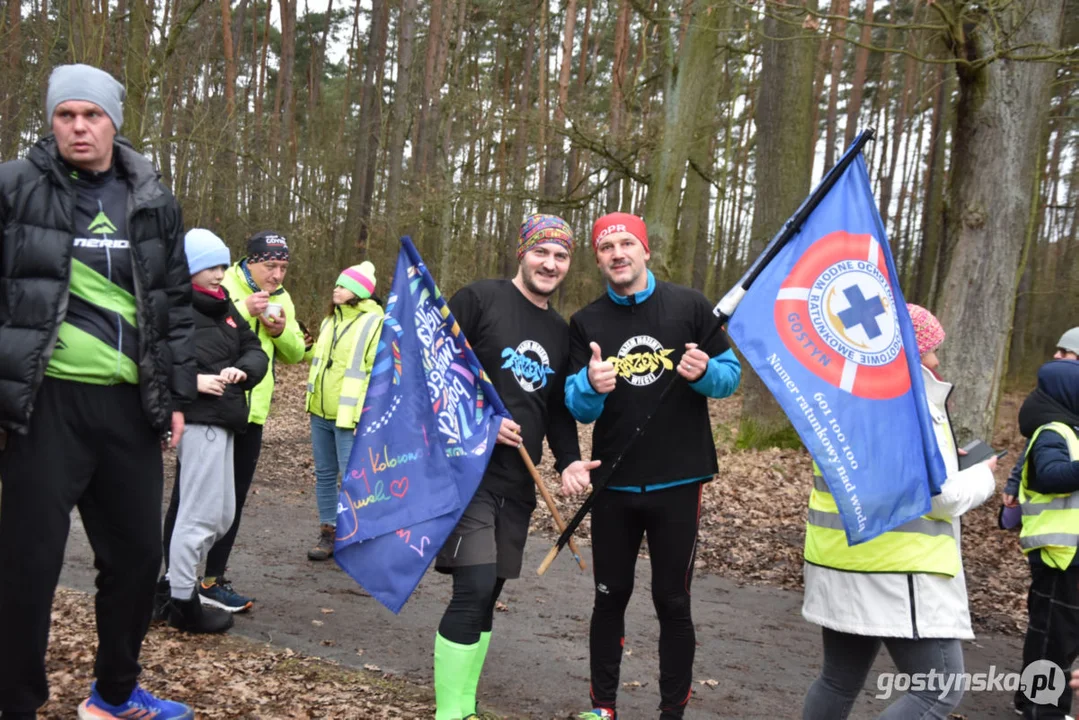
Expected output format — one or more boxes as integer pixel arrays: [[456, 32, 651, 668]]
[[45, 365, 1034, 716]]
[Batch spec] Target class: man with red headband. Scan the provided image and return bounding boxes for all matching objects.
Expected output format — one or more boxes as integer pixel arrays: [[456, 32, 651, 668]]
[[431, 214, 600, 719], [565, 212, 741, 720]]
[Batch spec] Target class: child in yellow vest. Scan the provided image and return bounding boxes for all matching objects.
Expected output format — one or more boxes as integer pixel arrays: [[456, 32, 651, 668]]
[[1013, 358, 1079, 720], [304, 262, 384, 560]]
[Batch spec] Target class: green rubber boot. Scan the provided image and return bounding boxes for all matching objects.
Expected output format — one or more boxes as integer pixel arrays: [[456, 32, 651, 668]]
[[461, 631, 492, 716], [434, 632, 479, 720]]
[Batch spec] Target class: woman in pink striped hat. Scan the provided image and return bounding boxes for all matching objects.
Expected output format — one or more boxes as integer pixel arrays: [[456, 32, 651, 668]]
[[303, 261, 384, 560]]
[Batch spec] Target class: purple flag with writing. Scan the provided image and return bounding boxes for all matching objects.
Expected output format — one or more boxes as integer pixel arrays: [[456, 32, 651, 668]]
[[334, 237, 510, 613]]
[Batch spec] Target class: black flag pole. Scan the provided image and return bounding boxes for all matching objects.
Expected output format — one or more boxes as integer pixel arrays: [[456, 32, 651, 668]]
[[537, 129, 877, 576]]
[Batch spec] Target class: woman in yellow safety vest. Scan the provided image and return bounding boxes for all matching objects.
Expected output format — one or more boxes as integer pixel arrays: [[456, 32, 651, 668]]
[[801, 304, 998, 719], [304, 262, 384, 561], [1012, 355, 1079, 719]]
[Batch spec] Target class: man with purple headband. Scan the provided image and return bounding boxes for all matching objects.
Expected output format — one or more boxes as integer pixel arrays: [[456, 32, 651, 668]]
[[430, 214, 600, 719]]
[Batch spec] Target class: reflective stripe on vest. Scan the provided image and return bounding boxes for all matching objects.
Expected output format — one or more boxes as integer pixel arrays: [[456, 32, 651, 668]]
[[1019, 422, 1079, 570], [305, 317, 334, 395], [804, 469, 960, 577], [335, 312, 383, 425]]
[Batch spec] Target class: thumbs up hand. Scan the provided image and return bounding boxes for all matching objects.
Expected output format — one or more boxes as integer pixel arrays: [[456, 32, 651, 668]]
[[587, 341, 617, 394]]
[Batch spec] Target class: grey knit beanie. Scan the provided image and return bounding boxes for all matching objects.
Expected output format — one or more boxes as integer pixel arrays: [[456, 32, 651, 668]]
[[1058, 327, 1079, 356], [45, 64, 126, 131]]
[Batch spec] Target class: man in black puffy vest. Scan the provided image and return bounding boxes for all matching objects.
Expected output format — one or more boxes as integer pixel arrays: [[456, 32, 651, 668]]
[[0, 64, 196, 719]]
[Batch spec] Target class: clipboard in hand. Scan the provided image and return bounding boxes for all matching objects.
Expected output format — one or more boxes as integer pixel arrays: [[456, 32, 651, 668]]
[[958, 439, 1001, 471]]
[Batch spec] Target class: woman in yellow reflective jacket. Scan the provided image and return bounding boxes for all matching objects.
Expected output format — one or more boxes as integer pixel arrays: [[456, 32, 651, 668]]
[[304, 262, 384, 560], [802, 304, 998, 719]]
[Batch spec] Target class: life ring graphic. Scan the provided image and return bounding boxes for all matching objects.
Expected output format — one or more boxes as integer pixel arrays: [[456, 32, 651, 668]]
[[774, 231, 910, 400]]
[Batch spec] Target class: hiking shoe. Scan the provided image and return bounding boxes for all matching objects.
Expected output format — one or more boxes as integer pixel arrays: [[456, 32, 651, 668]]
[[198, 577, 253, 613], [578, 709, 616, 720], [151, 576, 171, 624], [77, 682, 193, 719], [307, 523, 336, 561], [168, 589, 234, 634]]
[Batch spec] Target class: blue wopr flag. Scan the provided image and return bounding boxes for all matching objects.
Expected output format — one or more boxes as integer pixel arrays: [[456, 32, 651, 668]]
[[334, 237, 510, 613], [726, 142, 946, 545]]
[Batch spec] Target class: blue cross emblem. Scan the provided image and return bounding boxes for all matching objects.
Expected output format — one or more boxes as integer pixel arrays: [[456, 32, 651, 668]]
[[837, 285, 886, 339]]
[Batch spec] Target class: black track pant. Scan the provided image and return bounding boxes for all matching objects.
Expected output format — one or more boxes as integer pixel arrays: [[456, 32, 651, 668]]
[[0, 379, 163, 712], [588, 481, 702, 719], [438, 563, 507, 645], [1015, 562, 1079, 719], [162, 422, 262, 577]]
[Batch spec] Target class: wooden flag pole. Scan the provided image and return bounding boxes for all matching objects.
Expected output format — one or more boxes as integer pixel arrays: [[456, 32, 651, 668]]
[[517, 445, 587, 572]]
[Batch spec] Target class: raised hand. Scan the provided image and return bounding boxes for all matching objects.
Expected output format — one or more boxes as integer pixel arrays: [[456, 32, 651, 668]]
[[245, 291, 270, 317], [587, 342, 617, 394]]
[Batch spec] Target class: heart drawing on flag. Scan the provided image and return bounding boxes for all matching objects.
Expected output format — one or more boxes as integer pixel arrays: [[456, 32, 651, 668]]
[[389, 477, 409, 498]]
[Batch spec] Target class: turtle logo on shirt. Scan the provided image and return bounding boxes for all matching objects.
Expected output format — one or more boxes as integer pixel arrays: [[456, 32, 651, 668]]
[[612, 335, 675, 387], [501, 340, 555, 393]]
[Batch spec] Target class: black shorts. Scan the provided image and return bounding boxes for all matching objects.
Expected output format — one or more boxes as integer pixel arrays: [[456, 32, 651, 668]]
[[435, 488, 532, 579]]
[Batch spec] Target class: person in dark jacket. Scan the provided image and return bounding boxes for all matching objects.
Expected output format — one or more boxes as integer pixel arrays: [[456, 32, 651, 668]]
[[0, 65, 196, 719], [1002, 327, 1079, 514], [1013, 359, 1079, 720], [160, 229, 267, 635], [566, 213, 741, 720]]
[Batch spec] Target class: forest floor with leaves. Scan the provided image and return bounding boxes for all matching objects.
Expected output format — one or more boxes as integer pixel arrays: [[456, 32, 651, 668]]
[[46, 364, 1033, 718]]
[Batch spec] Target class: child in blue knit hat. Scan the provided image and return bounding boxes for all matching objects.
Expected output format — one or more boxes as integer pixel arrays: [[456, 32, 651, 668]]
[[155, 229, 268, 634]]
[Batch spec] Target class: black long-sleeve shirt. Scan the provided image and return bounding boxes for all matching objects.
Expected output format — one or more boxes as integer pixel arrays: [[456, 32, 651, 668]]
[[448, 279, 581, 507]]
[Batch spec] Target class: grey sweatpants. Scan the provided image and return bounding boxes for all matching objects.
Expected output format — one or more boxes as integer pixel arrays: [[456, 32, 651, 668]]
[[166, 424, 235, 598]]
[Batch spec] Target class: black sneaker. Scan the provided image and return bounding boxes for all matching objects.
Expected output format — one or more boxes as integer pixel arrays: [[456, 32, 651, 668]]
[[168, 589, 233, 634]]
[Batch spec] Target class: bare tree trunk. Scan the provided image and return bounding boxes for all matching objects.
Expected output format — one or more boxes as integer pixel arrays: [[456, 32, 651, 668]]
[[936, 0, 1065, 443], [822, 0, 848, 172], [415, 0, 445, 179], [275, 0, 298, 213], [214, 0, 240, 237], [566, 0, 593, 199], [738, 0, 818, 447], [385, 0, 419, 224], [537, 0, 549, 192], [308, 0, 334, 108], [343, 0, 390, 256], [124, 0, 151, 147], [871, 23, 895, 191], [504, 11, 537, 277], [606, 0, 631, 212], [842, 0, 873, 150], [808, 0, 837, 161], [914, 65, 953, 307], [880, 3, 919, 235], [542, 0, 578, 207], [0, 0, 23, 158], [220, 0, 237, 117], [642, 0, 724, 279]]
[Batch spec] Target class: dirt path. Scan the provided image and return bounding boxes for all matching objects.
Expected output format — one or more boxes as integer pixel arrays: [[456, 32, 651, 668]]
[[60, 480, 1028, 719]]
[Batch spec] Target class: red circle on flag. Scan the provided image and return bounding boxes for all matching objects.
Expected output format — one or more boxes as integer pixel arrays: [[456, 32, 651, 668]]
[[774, 230, 911, 400]]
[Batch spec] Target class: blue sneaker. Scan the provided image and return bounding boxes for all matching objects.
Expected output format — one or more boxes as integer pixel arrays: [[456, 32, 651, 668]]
[[198, 576, 254, 613], [77, 682, 193, 719]]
